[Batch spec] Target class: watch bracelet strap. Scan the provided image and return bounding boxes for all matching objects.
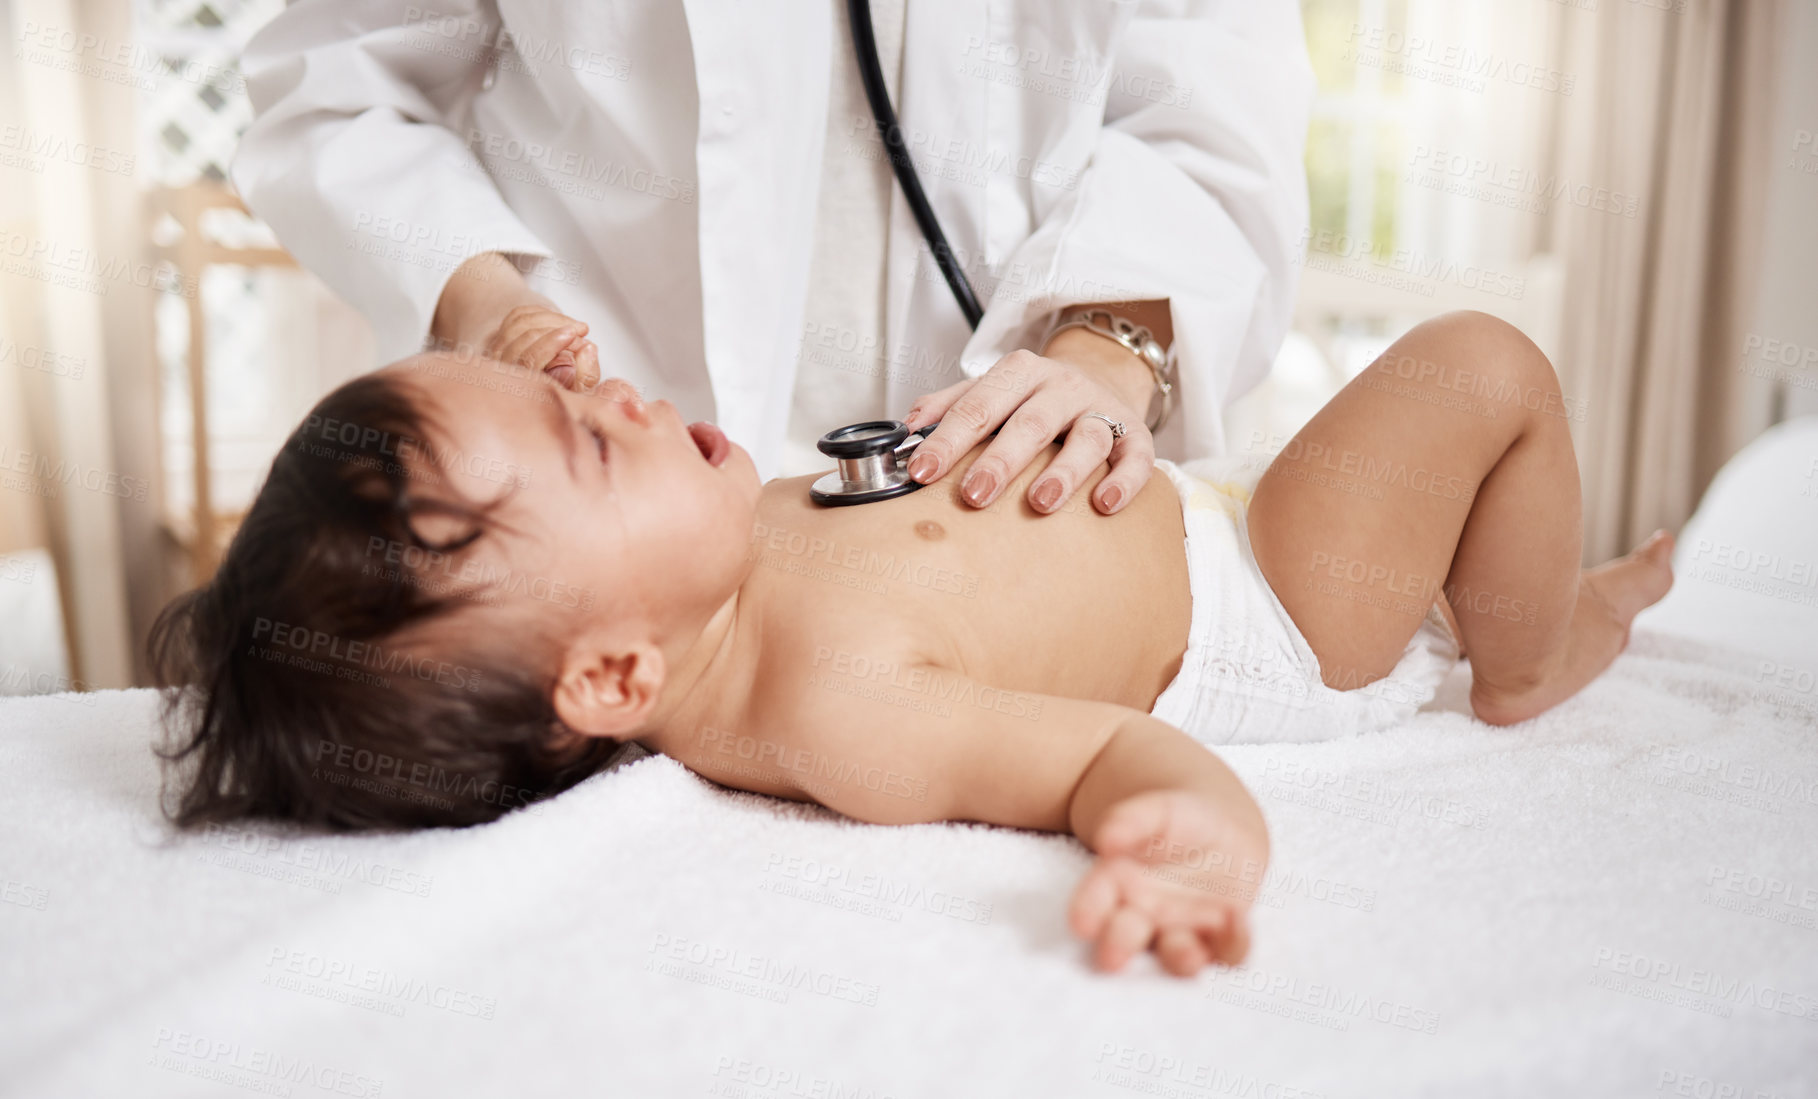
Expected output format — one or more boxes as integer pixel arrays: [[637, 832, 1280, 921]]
[[1043, 307, 1176, 432]]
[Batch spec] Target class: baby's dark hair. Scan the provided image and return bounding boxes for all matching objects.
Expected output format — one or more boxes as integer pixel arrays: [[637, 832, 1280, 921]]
[[149, 369, 621, 831]]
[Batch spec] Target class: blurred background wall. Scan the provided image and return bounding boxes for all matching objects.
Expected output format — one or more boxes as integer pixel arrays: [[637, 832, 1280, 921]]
[[0, 0, 1812, 696]]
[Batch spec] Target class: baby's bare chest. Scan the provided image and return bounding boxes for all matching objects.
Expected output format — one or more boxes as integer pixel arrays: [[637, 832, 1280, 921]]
[[745, 450, 1191, 708]]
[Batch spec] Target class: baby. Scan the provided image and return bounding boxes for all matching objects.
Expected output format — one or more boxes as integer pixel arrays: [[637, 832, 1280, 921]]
[[150, 309, 1674, 978]]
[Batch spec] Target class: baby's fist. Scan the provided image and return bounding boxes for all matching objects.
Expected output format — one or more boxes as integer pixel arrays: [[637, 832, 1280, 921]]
[[1067, 789, 1267, 976], [485, 304, 600, 390]]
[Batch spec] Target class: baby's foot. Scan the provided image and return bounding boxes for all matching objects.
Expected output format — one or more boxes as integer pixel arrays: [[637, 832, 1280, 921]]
[[1470, 530, 1675, 725], [1584, 529, 1676, 630]]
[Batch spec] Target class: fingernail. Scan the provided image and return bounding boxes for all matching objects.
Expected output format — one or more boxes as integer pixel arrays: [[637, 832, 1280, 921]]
[[908, 453, 938, 483], [1099, 485, 1124, 512], [1031, 478, 1063, 512], [962, 469, 998, 507]]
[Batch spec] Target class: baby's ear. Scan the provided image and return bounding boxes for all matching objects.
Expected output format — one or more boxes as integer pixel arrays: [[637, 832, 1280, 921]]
[[550, 642, 666, 741]]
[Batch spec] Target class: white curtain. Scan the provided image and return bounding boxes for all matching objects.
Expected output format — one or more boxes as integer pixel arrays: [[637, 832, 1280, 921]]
[[1541, 0, 1786, 562], [0, 0, 136, 687]]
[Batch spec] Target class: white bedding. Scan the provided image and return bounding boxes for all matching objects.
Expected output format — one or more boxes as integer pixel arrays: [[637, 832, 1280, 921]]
[[5, 421, 1816, 1098]]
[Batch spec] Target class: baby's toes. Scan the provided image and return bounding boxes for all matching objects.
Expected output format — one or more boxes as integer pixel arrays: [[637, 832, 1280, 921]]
[[1635, 527, 1674, 562], [1637, 530, 1676, 598]]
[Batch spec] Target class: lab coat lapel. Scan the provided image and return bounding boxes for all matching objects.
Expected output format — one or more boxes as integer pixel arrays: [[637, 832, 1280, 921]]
[[884, 0, 991, 415], [681, 0, 831, 477], [882, 0, 1133, 415]]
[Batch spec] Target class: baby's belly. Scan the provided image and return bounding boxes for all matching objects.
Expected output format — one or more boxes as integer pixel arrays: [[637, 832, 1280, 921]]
[[752, 443, 1192, 711]]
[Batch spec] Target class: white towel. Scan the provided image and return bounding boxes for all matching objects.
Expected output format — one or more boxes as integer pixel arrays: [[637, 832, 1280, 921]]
[[3, 623, 1814, 1098]]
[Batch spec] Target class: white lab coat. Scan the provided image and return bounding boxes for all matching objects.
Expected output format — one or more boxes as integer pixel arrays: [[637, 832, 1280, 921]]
[[233, 0, 1313, 477]]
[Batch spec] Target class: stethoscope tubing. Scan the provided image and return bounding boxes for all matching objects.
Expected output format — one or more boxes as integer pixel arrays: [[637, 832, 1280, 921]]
[[847, 0, 984, 331], [825, 2, 987, 505]]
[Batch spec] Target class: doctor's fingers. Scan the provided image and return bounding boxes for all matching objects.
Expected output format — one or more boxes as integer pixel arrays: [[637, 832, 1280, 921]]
[[948, 385, 1085, 508], [1089, 423, 1157, 515], [1026, 413, 1145, 514], [909, 381, 1061, 494], [904, 349, 1052, 473], [901, 377, 971, 433]]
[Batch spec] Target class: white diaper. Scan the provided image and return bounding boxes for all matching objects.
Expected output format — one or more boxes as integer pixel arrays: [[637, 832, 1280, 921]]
[[1149, 456, 1461, 746]]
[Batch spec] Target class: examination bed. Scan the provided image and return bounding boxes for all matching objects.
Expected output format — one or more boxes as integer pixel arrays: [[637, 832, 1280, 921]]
[[4, 418, 1815, 1098]]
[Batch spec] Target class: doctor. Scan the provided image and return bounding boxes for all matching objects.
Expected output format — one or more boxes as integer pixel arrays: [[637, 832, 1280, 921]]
[[233, 1, 1312, 516]]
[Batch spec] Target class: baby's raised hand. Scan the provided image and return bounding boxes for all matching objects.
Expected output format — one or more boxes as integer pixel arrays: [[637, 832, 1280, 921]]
[[430, 254, 601, 390], [1067, 789, 1267, 976], [487, 304, 600, 390]]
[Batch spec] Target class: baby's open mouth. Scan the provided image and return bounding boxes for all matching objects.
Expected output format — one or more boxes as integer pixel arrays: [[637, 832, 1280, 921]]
[[687, 421, 730, 467]]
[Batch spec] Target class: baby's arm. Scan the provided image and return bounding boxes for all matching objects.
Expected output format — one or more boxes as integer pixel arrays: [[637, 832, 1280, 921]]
[[1066, 714, 1269, 973], [763, 663, 1268, 976]]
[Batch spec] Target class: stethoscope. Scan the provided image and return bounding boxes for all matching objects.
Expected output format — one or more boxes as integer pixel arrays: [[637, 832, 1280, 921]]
[[810, 0, 982, 506], [808, 419, 939, 507]]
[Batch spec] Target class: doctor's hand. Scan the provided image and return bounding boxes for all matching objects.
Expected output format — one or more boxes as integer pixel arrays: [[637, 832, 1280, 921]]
[[901, 332, 1157, 515], [432, 252, 600, 390]]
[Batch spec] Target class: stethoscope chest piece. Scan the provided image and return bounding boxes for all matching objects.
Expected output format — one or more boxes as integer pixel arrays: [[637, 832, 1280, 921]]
[[809, 419, 935, 507]]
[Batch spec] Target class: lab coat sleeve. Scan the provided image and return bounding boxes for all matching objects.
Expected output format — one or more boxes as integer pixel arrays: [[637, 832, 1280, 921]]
[[958, 1, 1315, 458], [230, 1, 556, 364]]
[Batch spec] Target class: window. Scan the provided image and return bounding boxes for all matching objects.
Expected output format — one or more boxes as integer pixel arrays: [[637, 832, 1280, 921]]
[[1303, 0, 1411, 260]]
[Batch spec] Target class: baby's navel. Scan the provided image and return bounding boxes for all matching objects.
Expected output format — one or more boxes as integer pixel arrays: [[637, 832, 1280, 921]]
[[914, 520, 946, 541]]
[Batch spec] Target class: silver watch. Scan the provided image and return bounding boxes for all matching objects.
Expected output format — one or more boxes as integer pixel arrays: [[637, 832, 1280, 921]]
[[1042, 307, 1177, 432]]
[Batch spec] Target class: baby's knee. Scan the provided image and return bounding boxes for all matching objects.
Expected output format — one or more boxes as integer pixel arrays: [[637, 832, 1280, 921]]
[[1393, 310, 1562, 419], [1450, 310, 1557, 393]]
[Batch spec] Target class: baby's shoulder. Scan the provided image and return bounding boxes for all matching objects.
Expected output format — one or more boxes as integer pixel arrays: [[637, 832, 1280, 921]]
[[662, 614, 953, 820]]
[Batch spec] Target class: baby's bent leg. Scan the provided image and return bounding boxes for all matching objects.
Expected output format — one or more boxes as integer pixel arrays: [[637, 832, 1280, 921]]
[[1247, 311, 1668, 724]]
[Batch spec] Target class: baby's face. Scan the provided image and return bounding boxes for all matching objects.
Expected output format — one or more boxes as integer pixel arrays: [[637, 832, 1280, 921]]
[[386, 357, 762, 635]]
